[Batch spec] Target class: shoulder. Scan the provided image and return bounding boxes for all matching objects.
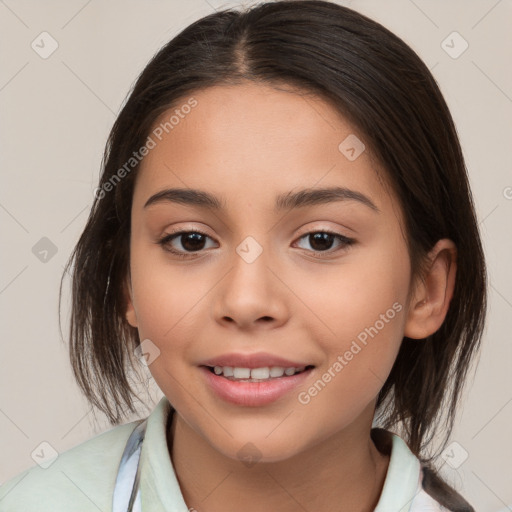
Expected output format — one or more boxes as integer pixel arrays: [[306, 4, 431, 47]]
[[0, 420, 140, 512]]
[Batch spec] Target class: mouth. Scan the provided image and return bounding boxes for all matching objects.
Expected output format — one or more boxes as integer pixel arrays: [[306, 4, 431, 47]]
[[199, 364, 316, 407], [202, 364, 315, 382]]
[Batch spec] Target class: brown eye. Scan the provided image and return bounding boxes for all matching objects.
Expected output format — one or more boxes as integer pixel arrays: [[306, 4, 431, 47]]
[[175, 232, 208, 251], [295, 230, 355, 255], [158, 230, 216, 258]]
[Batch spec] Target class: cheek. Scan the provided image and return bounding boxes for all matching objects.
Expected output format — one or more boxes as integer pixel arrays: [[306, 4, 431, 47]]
[[294, 241, 409, 342], [128, 251, 206, 406], [128, 243, 208, 349], [292, 240, 409, 394]]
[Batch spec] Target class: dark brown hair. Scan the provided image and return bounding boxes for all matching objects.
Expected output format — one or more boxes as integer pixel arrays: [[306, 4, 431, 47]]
[[59, 1, 486, 509]]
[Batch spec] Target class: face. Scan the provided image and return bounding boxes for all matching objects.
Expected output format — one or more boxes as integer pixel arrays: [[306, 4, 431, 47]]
[[125, 82, 414, 462]]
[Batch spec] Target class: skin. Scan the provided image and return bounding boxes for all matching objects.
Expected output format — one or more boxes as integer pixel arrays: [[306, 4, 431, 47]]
[[125, 82, 456, 512]]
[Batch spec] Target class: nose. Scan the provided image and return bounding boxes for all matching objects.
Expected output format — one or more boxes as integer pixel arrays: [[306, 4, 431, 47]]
[[212, 238, 289, 331]]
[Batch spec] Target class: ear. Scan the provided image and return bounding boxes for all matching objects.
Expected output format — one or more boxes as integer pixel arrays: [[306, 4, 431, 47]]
[[123, 272, 138, 328], [404, 239, 457, 339]]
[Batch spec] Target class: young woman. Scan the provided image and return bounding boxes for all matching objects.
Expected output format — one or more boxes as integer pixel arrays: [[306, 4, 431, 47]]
[[0, 1, 486, 511]]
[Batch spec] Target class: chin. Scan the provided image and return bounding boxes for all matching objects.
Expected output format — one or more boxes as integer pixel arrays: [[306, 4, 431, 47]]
[[214, 435, 306, 465]]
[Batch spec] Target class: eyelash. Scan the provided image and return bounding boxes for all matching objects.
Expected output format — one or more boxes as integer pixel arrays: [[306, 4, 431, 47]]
[[156, 228, 355, 260]]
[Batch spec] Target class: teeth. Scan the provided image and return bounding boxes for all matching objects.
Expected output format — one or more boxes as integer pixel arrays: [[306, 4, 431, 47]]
[[269, 367, 285, 377], [211, 365, 307, 380], [250, 367, 270, 379], [233, 367, 251, 379]]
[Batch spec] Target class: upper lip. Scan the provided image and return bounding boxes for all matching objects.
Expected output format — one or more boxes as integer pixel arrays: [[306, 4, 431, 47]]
[[200, 352, 314, 369]]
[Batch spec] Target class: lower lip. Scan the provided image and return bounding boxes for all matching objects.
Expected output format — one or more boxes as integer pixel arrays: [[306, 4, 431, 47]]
[[200, 366, 314, 407]]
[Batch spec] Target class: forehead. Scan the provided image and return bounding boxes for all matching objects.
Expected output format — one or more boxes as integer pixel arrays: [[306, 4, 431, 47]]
[[132, 82, 393, 214]]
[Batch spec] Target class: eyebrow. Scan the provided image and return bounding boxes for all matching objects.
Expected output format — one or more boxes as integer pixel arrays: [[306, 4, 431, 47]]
[[143, 186, 380, 213]]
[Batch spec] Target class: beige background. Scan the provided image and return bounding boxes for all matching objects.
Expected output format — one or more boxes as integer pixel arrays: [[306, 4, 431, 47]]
[[1, 1, 511, 510]]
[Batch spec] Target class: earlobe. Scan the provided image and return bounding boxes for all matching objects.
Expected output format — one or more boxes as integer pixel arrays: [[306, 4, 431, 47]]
[[404, 239, 457, 340], [124, 275, 138, 328]]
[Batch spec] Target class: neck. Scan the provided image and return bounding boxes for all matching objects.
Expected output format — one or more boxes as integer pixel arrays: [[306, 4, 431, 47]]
[[168, 407, 390, 512]]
